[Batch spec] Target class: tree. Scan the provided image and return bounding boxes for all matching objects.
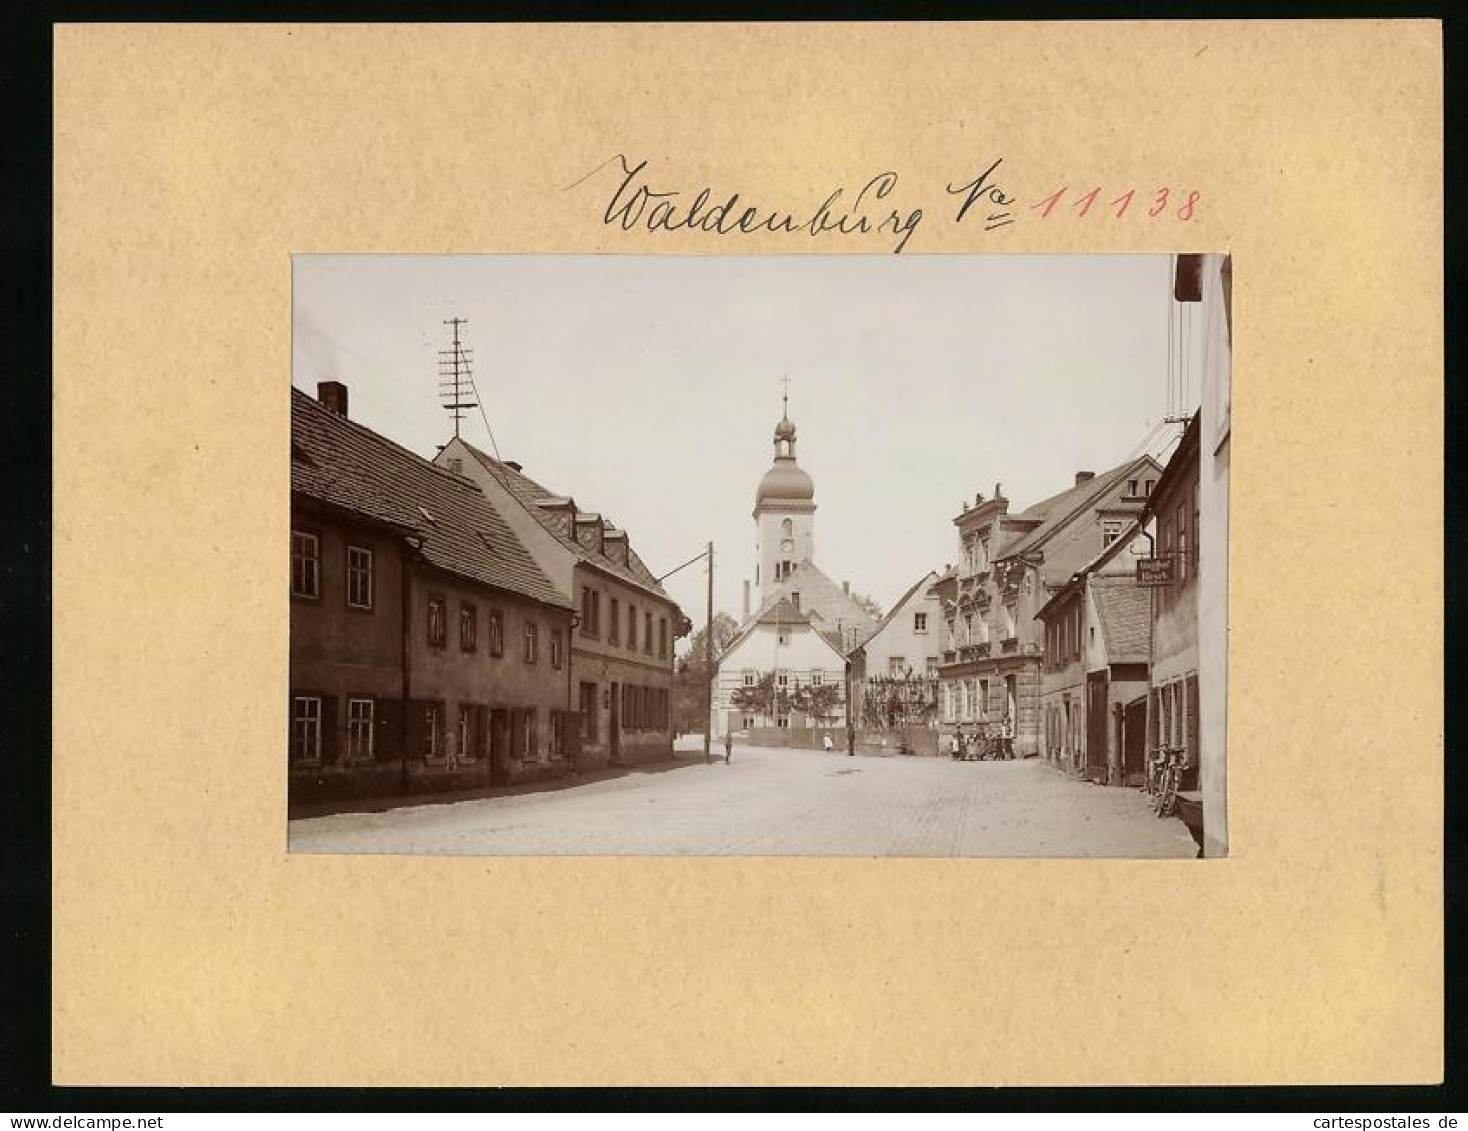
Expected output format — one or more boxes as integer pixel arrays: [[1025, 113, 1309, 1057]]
[[792, 680, 843, 723], [672, 612, 740, 733], [730, 671, 777, 720]]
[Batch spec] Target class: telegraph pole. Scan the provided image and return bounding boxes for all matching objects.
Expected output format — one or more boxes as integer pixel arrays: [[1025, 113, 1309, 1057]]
[[704, 541, 714, 764], [438, 316, 478, 440]]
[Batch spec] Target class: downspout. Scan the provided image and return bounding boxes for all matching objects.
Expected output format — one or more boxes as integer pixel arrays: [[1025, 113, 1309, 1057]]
[[400, 536, 423, 794]]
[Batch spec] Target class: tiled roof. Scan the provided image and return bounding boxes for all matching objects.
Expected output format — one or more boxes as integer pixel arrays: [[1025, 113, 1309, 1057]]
[[1090, 578, 1151, 665], [457, 441, 672, 604], [1001, 457, 1155, 560], [291, 389, 570, 610], [756, 598, 810, 625]]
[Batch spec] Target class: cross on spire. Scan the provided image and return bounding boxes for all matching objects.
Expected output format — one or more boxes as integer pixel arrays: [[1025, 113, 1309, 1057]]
[[780, 374, 790, 417]]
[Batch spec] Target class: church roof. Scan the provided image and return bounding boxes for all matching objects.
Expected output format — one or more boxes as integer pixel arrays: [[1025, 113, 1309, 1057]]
[[756, 460, 815, 506]]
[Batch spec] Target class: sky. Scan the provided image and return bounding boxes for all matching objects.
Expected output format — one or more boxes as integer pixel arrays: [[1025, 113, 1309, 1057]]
[[292, 254, 1205, 649]]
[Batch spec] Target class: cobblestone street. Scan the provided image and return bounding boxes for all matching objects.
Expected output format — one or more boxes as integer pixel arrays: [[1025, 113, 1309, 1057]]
[[289, 742, 1198, 857]]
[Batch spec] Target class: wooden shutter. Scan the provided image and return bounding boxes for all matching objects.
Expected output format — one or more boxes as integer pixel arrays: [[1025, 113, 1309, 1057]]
[[377, 699, 403, 763], [320, 695, 339, 766], [509, 708, 524, 758], [406, 700, 428, 761], [1186, 675, 1199, 763], [475, 705, 490, 759]]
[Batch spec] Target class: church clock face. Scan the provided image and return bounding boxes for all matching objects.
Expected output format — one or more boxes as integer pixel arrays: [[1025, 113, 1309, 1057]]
[[781, 538, 794, 552]]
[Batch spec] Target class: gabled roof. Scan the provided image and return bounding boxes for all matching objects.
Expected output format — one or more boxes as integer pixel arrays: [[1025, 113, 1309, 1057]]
[[1090, 578, 1151, 665], [851, 570, 940, 655], [456, 440, 672, 605], [1001, 456, 1157, 561], [749, 559, 877, 635], [1033, 519, 1140, 622], [291, 389, 570, 610]]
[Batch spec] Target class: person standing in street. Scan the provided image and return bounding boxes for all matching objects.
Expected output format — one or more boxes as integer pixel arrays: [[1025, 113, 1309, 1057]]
[[822, 732, 834, 753], [1001, 713, 1016, 760], [723, 730, 733, 764]]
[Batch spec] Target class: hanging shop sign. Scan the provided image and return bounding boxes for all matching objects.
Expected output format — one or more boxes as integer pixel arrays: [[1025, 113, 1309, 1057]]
[[1136, 557, 1174, 587]]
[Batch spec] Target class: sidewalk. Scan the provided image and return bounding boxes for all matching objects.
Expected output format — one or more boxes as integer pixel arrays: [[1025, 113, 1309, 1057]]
[[287, 751, 699, 821]]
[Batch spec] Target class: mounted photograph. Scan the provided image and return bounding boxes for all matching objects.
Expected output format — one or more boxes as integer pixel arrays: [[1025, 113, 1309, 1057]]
[[287, 253, 1231, 858]]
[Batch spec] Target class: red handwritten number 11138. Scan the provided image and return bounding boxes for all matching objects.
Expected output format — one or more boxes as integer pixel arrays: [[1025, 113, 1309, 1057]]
[[1032, 186, 1200, 220]]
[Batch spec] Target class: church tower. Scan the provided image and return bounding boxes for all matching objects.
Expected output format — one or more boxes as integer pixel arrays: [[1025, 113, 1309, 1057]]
[[753, 391, 816, 602]]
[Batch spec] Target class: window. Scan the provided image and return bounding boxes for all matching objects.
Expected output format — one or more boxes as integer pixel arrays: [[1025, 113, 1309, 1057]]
[[914, 612, 928, 633], [777, 630, 790, 646], [524, 621, 539, 664], [580, 682, 598, 741], [346, 545, 373, 609], [427, 597, 446, 649], [580, 586, 600, 637], [810, 670, 824, 686], [1144, 478, 1154, 495], [291, 531, 320, 598], [291, 696, 322, 763], [609, 598, 620, 643], [791, 591, 802, 612], [781, 518, 793, 537], [488, 609, 504, 656], [978, 678, 989, 718], [742, 670, 756, 687], [889, 656, 906, 676], [460, 603, 477, 652], [1127, 479, 1139, 497], [346, 698, 374, 763], [926, 658, 940, 677], [958, 681, 969, 720], [1176, 502, 1189, 583], [1102, 521, 1123, 546], [658, 617, 668, 659], [549, 711, 564, 758], [1004, 605, 1017, 639], [522, 710, 538, 761], [777, 717, 789, 729], [551, 627, 564, 670], [644, 612, 654, 654], [422, 702, 441, 759], [776, 672, 789, 688], [628, 604, 637, 649], [963, 614, 973, 645], [743, 716, 755, 729]]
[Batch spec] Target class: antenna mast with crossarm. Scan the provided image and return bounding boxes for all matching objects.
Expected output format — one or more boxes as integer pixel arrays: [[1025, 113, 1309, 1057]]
[[438, 316, 478, 440]]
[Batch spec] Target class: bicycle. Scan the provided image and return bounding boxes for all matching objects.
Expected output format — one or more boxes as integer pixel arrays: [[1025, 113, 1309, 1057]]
[[1151, 747, 1185, 819]]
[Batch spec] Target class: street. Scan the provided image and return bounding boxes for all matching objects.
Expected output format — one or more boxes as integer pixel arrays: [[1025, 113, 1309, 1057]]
[[288, 742, 1198, 857]]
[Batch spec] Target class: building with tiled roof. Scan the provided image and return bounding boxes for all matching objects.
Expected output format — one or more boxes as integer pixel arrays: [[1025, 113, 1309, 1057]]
[[846, 570, 944, 731], [290, 383, 581, 808], [1033, 520, 1152, 784], [437, 435, 683, 768], [936, 454, 1162, 759]]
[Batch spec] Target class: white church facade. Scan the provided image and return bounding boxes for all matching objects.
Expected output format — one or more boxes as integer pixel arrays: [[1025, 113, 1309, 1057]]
[[711, 401, 878, 738]]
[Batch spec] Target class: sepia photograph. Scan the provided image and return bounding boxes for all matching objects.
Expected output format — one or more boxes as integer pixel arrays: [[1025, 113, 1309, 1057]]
[[287, 253, 1232, 859]]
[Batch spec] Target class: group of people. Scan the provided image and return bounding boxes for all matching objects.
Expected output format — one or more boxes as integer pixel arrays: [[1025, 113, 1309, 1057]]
[[947, 716, 1016, 762]]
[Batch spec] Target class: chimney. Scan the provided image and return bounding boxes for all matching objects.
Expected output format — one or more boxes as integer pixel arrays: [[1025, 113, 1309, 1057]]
[[317, 380, 349, 417], [743, 580, 750, 618], [504, 460, 523, 472], [1075, 471, 1095, 486]]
